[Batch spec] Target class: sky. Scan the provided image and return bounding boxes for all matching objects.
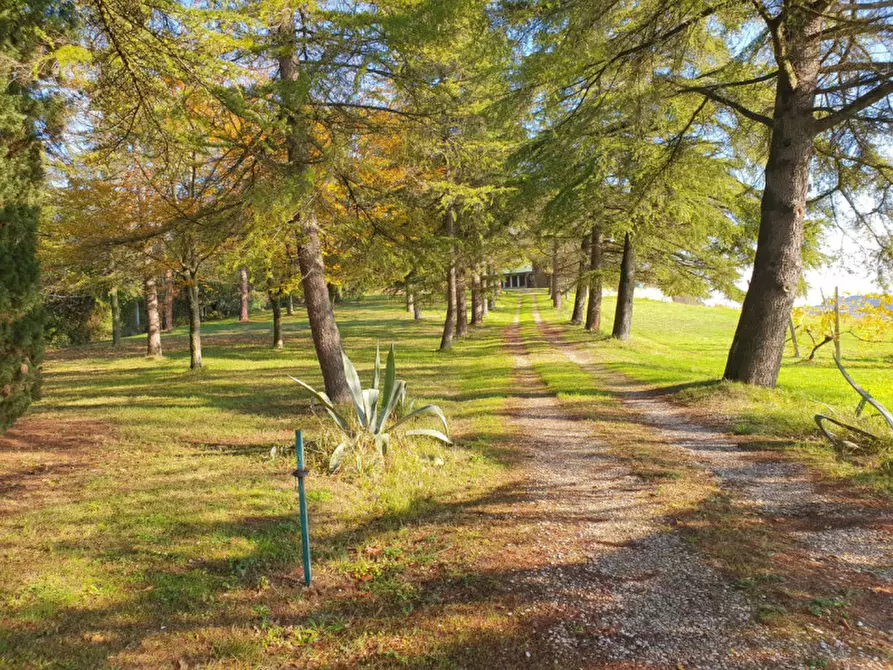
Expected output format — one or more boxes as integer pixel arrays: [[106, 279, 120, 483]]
[[702, 227, 885, 308]]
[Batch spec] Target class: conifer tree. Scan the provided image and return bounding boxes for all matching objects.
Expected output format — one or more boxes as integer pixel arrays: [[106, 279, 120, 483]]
[[515, 0, 893, 386], [0, 0, 73, 430]]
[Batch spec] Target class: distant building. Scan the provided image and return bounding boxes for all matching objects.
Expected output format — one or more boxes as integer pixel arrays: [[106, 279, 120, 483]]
[[501, 265, 549, 289], [502, 266, 533, 289]]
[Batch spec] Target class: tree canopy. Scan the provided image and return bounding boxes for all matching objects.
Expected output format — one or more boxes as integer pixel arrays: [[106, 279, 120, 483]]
[[4, 0, 893, 433]]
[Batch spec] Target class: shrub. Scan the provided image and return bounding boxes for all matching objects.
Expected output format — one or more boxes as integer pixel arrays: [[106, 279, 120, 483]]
[[290, 344, 451, 472]]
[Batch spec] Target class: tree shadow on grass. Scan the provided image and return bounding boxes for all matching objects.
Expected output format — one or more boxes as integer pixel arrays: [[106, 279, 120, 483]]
[[635, 379, 722, 398], [4, 428, 886, 669], [0, 476, 684, 669], [0, 481, 529, 668]]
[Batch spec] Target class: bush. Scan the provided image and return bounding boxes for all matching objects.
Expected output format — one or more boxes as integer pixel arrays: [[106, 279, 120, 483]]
[[44, 295, 111, 347], [291, 344, 451, 473]]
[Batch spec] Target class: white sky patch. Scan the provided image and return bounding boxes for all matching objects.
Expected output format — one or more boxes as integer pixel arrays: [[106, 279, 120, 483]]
[[702, 226, 884, 309]]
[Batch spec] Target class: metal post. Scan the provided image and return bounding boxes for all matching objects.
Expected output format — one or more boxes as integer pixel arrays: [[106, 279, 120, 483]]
[[293, 430, 312, 586], [834, 286, 842, 362]]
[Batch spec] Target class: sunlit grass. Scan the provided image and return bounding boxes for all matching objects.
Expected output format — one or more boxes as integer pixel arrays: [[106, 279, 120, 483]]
[[541, 290, 893, 493], [3, 289, 889, 668], [0, 295, 522, 668]]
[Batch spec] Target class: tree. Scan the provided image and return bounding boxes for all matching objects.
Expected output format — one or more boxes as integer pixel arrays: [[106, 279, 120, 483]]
[[163, 269, 175, 331], [570, 233, 590, 325], [379, 2, 518, 350], [708, 1, 893, 386], [144, 275, 162, 356], [239, 267, 249, 323], [0, 0, 75, 429], [612, 232, 636, 341], [517, 0, 893, 386], [512, 0, 766, 343], [585, 226, 604, 332], [439, 210, 459, 350]]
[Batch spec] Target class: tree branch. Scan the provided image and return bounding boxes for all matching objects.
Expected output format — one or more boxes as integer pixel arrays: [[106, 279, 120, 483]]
[[815, 78, 893, 131], [674, 83, 773, 126]]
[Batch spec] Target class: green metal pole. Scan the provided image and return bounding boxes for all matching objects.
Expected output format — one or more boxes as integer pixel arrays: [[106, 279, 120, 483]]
[[294, 430, 312, 586]]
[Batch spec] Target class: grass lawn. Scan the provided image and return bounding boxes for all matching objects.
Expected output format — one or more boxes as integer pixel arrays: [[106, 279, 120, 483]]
[[0, 295, 534, 669], [542, 292, 893, 493], [2, 291, 890, 669]]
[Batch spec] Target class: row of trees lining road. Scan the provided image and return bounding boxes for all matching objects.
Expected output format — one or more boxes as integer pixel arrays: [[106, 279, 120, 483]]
[[3, 0, 893, 430], [515, 0, 893, 385]]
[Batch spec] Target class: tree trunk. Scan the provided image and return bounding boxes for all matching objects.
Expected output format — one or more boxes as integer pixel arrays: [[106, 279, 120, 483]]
[[134, 300, 141, 329], [413, 302, 422, 321], [163, 269, 174, 331], [585, 225, 603, 332], [440, 263, 457, 349], [723, 13, 821, 387], [404, 268, 416, 314], [239, 267, 250, 323], [551, 238, 561, 308], [481, 271, 489, 317], [487, 262, 496, 311], [571, 233, 590, 325], [110, 286, 121, 346], [265, 260, 284, 350], [297, 210, 350, 404], [276, 12, 349, 403], [145, 276, 163, 357], [270, 291, 283, 349], [612, 232, 636, 341], [440, 208, 458, 351], [456, 270, 469, 339], [185, 269, 202, 369], [471, 271, 483, 326], [327, 282, 342, 304], [286, 294, 294, 316]]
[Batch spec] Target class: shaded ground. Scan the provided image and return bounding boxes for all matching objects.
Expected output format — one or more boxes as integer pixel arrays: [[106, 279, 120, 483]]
[[0, 418, 114, 517]]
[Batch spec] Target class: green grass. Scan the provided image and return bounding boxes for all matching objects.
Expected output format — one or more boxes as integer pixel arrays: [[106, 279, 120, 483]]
[[0, 295, 527, 669], [541, 291, 893, 493], [2, 289, 890, 668]]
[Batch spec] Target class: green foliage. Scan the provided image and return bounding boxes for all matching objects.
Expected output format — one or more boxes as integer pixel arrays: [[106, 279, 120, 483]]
[[290, 343, 451, 473], [43, 295, 110, 347], [0, 0, 75, 428], [509, 0, 762, 302]]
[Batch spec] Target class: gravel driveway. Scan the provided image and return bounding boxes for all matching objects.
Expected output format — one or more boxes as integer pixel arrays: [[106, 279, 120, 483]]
[[498, 296, 892, 669]]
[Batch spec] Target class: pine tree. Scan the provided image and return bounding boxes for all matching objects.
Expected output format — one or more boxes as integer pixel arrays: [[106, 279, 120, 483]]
[[516, 0, 893, 386], [0, 0, 73, 430]]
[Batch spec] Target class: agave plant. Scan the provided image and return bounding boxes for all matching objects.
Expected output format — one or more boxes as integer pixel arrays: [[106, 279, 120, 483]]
[[289, 343, 451, 472]]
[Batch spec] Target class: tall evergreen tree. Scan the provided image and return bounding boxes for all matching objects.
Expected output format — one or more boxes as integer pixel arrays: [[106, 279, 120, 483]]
[[516, 0, 893, 386], [0, 0, 72, 430]]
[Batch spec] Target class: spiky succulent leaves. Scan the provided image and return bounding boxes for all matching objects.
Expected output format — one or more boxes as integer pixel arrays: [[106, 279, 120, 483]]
[[288, 375, 334, 408], [372, 343, 381, 390], [375, 343, 398, 433], [378, 380, 405, 435], [329, 440, 351, 473], [363, 388, 380, 432], [393, 404, 449, 436], [341, 350, 368, 427], [374, 433, 389, 458], [325, 409, 352, 436], [405, 428, 453, 444], [288, 375, 351, 435]]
